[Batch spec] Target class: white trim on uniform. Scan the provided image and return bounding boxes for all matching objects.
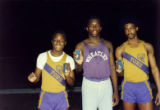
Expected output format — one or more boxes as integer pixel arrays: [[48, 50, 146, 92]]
[[36, 50, 75, 71]]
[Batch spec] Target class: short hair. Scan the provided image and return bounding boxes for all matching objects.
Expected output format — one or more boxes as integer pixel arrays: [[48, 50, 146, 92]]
[[86, 16, 102, 27], [120, 16, 139, 29], [51, 31, 67, 41]]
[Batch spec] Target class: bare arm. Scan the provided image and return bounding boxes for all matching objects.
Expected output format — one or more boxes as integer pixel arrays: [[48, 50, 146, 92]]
[[64, 63, 75, 86], [65, 70, 75, 86], [115, 46, 124, 61], [145, 42, 160, 105], [145, 43, 160, 92], [73, 42, 85, 73], [115, 45, 125, 75], [104, 40, 119, 106]]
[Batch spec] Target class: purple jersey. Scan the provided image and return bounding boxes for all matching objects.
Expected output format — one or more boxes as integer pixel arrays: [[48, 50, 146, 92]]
[[83, 39, 111, 81]]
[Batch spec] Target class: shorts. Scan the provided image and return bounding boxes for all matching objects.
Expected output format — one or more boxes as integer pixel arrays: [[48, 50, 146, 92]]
[[38, 90, 69, 110], [121, 80, 153, 104]]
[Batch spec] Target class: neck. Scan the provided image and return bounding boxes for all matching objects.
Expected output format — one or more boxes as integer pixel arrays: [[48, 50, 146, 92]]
[[51, 50, 63, 57], [128, 36, 139, 44], [88, 35, 101, 41]]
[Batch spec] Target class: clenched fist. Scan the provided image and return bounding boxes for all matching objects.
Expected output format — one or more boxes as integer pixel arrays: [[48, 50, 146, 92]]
[[28, 72, 38, 83]]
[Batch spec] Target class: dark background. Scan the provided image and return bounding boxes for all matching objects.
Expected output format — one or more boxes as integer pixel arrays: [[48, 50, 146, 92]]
[[0, 0, 160, 89]]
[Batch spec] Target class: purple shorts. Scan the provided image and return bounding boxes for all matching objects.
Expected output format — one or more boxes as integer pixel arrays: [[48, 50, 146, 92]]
[[121, 80, 153, 104], [38, 90, 69, 110]]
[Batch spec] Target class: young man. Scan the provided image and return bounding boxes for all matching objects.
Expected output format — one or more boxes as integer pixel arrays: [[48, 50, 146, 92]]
[[28, 32, 75, 110], [73, 17, 119, 110], [116, 21, 160, 110]]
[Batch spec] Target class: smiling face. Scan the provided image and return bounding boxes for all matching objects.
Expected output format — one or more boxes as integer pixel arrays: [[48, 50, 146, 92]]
[[51, 33, 66, 53], [124, 23, 138, 39], [86, 18, 102, 37]]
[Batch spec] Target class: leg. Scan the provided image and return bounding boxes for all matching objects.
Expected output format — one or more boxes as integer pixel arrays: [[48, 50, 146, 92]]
[[138, 101, 153, 110], [55, 91, 70, 110], [136, 81, 153, 110], [123, 101, 135, 110], [98, 79, 113, 110], [121, 81, 136, 110], [38, 91, 52, 110], [82, 77, 98, 110]]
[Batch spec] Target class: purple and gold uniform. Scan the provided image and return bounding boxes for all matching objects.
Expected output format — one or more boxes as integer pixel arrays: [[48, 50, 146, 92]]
[[121, 41, 153, 104], [38, 51, 69, 110]]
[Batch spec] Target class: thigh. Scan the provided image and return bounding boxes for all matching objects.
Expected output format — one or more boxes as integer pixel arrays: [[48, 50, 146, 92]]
[[98, 94, 112, 110], [138, 101, 153, 110], [123, 101, 135, 110], [82, 89, 98, 110], [38, 91, 52, 110], [98, 79, 113, 110], [82, 78, 98, 110], [136, 81, 153, 104], [121, 81, 136, 103], [38, 91, 69, 110], [55, 91, 69, 110]]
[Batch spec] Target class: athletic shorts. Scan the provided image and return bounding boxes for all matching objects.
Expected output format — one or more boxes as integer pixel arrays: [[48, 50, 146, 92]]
[[38, 90, 69, 110], [121, 80, 153, 104]]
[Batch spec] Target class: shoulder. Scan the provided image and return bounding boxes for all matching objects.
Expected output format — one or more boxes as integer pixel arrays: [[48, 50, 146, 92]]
[[75, 41, 85, 49], [143, 41, 152, 47], [65, 54, 75, 65], [143, 41, 154, 52], [66, 54, 74, 60], [116, 42, 126, 52], [37, 51, 48, 59], [103, 40, 113, 51], [36, 51, 48, 68], [75, 39, 88, 51], [104, 40, 112, 47]]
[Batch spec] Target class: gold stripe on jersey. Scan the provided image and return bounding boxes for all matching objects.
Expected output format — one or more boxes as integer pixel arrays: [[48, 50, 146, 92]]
[[122, 41, 149, 82]]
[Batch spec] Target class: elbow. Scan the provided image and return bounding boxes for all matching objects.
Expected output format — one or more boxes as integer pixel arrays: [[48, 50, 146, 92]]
[[75, 68, 82, 73], [68, 81, 75, 87], [151, 67, 159, 75]]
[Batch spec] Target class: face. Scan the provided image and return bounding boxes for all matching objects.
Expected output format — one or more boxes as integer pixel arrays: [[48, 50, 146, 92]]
[[86, 18, 102, 37], [124, 23, 138, 39], [51, 33, 66, 52]]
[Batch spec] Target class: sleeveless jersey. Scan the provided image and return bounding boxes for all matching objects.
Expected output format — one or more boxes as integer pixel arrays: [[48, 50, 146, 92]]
[[41, 51, 67, 92], [123, 41, 149, 82], [83, 39, 111, 81]]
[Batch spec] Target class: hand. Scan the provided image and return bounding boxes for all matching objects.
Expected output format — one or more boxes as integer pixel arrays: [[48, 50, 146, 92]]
[[28, 72, 37, 83], [116, 63, 123, 73], [112, 91, 119, 107], [116, 63, 124, 76], [64, 63, 71, 77], [73, 50, 83, 65], [155, 92, 160, 106]]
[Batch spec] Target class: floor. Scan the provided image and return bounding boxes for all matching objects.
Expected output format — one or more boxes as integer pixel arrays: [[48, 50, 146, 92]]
[[0, 89, 159, 110]]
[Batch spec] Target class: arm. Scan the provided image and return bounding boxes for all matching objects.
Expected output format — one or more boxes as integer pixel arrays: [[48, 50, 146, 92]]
[[105, 40, 119, 106], [65, 57, 75, 86], [28, 52, 45, 83], [145, 43, 160, 106], [115, 45, 125, 76], [73, 42, 85, 73], [65, 70, 75, 86]]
